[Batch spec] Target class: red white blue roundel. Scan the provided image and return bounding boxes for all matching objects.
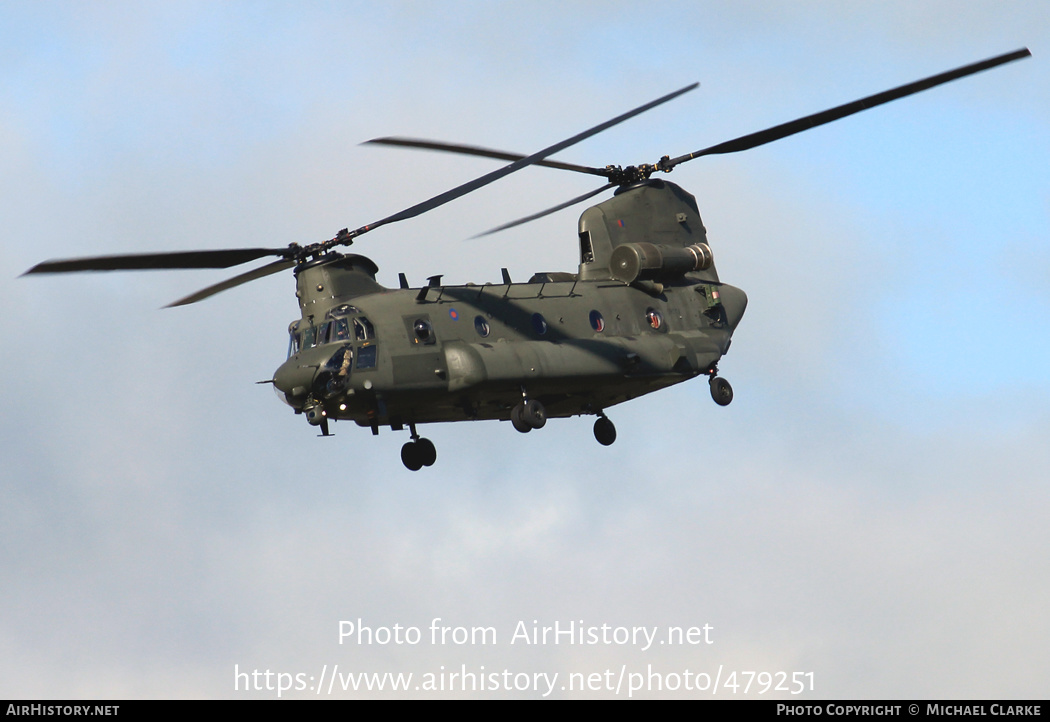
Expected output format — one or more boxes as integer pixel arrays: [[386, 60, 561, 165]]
[[589, 309, 605, 332]]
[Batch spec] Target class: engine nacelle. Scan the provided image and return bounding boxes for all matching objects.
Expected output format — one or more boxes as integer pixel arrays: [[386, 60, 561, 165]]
[[608, 242, 713, 284]]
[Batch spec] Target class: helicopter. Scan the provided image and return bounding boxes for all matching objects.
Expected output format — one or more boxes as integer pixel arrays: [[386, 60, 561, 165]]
[[24, 48, 1031, 471]]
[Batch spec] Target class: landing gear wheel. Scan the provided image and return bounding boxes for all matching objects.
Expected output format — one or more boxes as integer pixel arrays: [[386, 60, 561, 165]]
[[593, 416, 616, 446], [522, 399, 546, 429], [710, 376, 733, 406], [416, 438, 437, 467], [511, 403, 532, 433], [511, 399, 546, 432], [401, 442, 424, 471]]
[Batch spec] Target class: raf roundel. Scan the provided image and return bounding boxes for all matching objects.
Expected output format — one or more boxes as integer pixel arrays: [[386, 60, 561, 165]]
[[589, 310, 605, 333]]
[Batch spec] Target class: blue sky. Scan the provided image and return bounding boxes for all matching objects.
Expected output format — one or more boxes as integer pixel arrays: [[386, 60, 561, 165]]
[[2, 1, 1048, 698]]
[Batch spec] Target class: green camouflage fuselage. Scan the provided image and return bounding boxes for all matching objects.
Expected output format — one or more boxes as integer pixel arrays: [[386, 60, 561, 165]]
[[273, 180, 747, 431]]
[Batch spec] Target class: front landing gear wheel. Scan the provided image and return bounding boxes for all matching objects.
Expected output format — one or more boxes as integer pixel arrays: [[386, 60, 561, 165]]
[[511, 399, 546, 432], [401, 438, 437, 471], [511, 404, 532, 433], [710, 376, 733, 406], [522, 399, 546, 429], [593, 416, 616, 446]]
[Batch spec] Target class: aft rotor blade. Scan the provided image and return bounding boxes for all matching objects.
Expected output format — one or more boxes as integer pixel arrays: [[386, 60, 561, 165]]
[[472, 182, 617, 238], [344, 82, 698, 240], [165, 259, 296, 307], [663, 48, 1031, 169], [363, 137, 609, 177], [23, 247, 291, 275]]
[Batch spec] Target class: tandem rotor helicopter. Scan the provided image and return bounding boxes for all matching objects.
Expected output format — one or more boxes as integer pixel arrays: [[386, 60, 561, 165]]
[[25, 49, 1030, 470]]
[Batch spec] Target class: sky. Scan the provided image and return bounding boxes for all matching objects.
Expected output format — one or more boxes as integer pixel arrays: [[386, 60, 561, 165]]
[[1, 1, 1048, 699]]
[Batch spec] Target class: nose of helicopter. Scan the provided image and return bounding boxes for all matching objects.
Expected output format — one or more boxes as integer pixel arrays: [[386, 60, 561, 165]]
[[273, 357, 312, 407], [273, 345, 354, 407]]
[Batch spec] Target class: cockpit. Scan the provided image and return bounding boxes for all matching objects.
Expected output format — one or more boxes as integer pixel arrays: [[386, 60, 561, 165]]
[[288, 305, 376, 355], [274, 305, 382, 412]]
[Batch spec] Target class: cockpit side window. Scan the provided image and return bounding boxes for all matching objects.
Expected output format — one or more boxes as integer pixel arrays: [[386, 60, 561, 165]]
[[353, 317, 375, 341]]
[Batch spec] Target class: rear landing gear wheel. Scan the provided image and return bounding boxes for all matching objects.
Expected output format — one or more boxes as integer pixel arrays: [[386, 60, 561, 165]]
[[416, 438, 437, 467], [593, 415, 616, 446], [710, 376, 733, 406]]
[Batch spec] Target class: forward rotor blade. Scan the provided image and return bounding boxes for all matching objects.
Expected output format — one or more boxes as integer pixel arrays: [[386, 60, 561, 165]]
[[664, 47, 1031, 169], [363, 137, 609, 177], [165, 259, 295, 307], [472, 182, 617, 238], [344, 82, 698, 241], [23, 247, 291, 275]]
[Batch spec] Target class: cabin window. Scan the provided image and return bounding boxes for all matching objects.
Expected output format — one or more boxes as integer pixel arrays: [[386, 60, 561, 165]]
[[413, 318, 434, 344], [579, 231, 594, 264], [532, 313, 548, 336], [474, 316, 490, 338], [703, 305, 727, 329]]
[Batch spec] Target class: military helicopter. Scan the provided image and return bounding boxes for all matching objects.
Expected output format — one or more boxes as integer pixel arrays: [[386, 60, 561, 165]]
[[25, 48, 1030, 470]]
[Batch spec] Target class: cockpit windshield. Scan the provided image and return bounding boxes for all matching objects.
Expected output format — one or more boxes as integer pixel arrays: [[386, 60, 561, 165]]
[[287, 313, 376, 358], [334, 318, 351, 341]]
